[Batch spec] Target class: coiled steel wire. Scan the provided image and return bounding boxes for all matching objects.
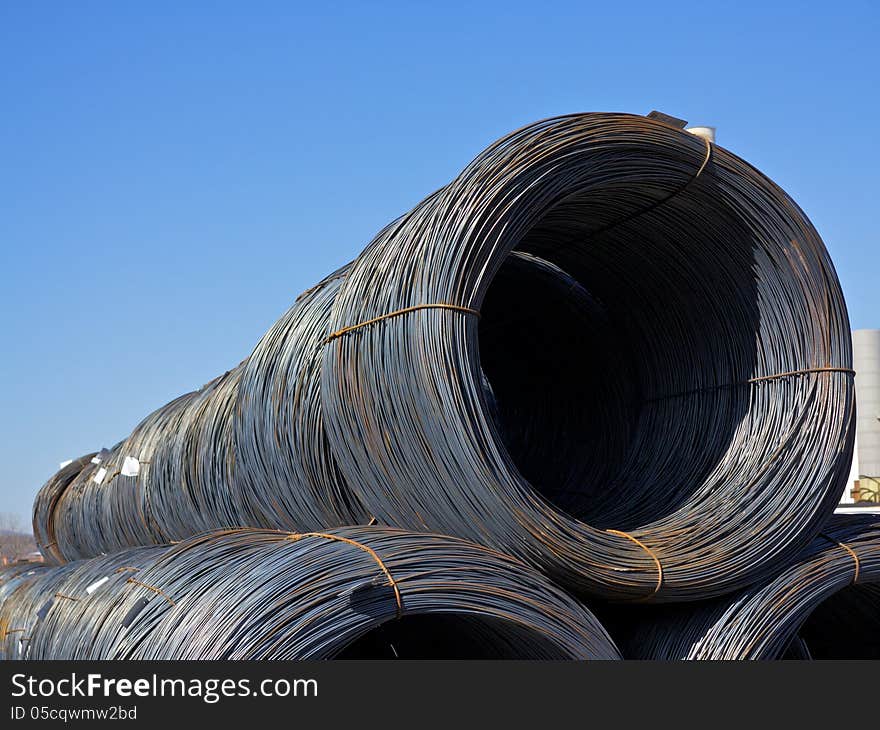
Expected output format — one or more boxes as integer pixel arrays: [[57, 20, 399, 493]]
[[322, 112, 854, 602], [0, 564, 48, 612], [0, 562, 57, 659], [608, 514, 880, 659], [32, 112, 853, 604], [31, 453, 95, 564], [32, 267, 368, 560], [22, 547, 166, 660], [4, 528, 621, 660], [147, 369, 244, 540], [45, 394, 198, 561]]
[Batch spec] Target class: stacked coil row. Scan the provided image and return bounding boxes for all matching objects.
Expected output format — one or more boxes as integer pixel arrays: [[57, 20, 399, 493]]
[[5, 110, 874, 659], [1, 528, 620, 660]]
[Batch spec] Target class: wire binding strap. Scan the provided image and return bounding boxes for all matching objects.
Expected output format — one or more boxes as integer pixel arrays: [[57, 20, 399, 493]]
[[295, 271, 348, 304], [606, 529, 664, 599], [53, 592, 79, 602], [748, 366, 855, 384], [650, 366, 856, 403], [287, 532, 403, 618], [821, 533, 860, 584], [115, 566, 140, 574], [325, 304, 480, 344], [586, 134, 712, 241], [126, 578, 176, 607]]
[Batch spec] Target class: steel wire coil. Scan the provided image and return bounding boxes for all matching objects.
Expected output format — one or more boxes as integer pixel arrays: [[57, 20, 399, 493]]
[[5, 528, 621, 660], [32, 112, 853, 604], [607, 514, 880, 659], [31, 453, 95, 564], [0, 564, 49, 611], [45, 394, 197, 561], [0, 562, 60, 660], [51, 441, 138, 561], [322, 112, 854, 602], [147, 368, 245, 540], [23, 547, 165, 660]]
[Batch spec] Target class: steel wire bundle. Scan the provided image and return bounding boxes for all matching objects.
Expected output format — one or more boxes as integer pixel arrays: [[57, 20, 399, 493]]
[[607, 514, 880, 659], [147, 368, 244, 540], [0, 548, 164, 660], [3, 528, 621, 660], [788, 583, 880, 658], [32, 112, 854, 604], [32, 453, 95, 564], [33, 265, 367, 560], [0, 562, 60, 659], [322, 112, 854, 601]]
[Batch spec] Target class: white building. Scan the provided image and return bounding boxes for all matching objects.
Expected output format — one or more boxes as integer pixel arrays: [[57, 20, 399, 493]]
[[842, 329, 880, 504]]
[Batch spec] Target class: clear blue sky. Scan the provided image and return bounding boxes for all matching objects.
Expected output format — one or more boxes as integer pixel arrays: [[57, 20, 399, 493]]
[[2, 2, 877, 527]]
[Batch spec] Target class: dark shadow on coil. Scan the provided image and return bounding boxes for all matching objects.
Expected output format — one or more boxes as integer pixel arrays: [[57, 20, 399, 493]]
[[791, 584, 880, 659], [479, 253, 639, 521], [479, 172, 760, 529], [336, 613, 565, 659]]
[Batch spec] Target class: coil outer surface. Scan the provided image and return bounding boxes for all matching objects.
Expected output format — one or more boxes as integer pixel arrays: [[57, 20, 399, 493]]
[[1, 528, 621, 660], [31, 112, 854, 603]]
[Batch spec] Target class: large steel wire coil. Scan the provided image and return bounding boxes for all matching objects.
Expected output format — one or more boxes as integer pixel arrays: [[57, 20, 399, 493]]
[[322, 112, 854, 602], [43, 393, 203, 561], [0, 549, 163, 660], [26, 548, 166, 661], [0, 564, 48, 616], [32, 453, 95, 564], [0, 562, 56, 660], [32, 112, 853, 604], [606, 514, 880, 659], [3, 528, 621, 660], [147, 368, 244, 540]]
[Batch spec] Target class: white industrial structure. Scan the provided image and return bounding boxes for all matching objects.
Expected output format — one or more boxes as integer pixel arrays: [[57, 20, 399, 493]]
[[842, 329, 880, 504]]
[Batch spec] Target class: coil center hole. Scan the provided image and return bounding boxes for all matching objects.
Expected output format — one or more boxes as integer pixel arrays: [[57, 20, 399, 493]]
[[477, 177, 762, 531], [336, 613, 567, 659]]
